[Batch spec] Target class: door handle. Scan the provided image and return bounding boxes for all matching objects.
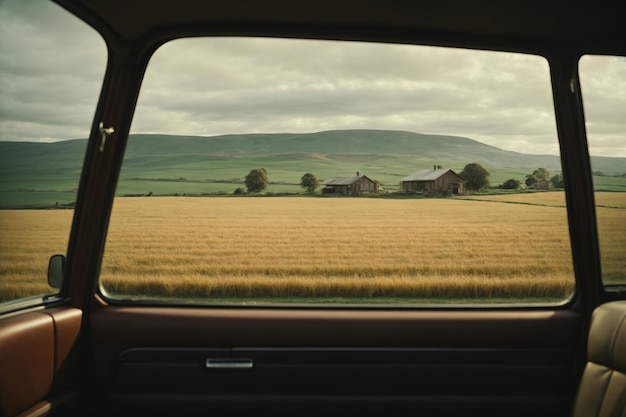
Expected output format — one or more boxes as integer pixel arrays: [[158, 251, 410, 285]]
[[205, 358, 254, 369]]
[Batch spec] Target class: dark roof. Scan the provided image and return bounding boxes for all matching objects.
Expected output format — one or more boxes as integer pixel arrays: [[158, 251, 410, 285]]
[[401, 169, 459, 182], [323, 175, 373, 186]]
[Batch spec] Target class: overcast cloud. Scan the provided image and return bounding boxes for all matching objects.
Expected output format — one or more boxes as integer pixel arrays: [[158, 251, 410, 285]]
[[1, 0, 625, 157]]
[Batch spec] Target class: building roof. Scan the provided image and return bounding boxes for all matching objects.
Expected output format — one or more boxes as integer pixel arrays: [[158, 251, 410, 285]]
[[323, 174, 377, 186], [401, 168, 456, 182], [323, 175, 363, 186]]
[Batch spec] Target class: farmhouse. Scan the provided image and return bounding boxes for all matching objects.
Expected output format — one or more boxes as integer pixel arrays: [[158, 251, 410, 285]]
[[322, 172, 378, 195], [400, 167, 465, 195]]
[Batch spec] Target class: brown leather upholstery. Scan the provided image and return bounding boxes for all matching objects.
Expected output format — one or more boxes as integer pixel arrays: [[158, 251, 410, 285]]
[[571, 301, 626, 417]]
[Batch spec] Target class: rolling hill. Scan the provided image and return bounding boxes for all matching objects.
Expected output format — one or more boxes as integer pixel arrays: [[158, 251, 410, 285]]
[[125, 130, 560, 168], [1, 129, 624, 206]]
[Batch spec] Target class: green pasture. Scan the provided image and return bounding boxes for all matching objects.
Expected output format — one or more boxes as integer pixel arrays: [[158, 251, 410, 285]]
[[592, 174, 626, 192], [1, 131, 624, 207]]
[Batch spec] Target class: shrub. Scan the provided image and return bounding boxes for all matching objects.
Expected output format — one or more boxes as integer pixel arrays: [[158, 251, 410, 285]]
[[500, 178, 521, 189]]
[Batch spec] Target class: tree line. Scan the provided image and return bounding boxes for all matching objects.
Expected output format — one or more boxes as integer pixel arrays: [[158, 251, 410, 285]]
[[239, 168, 321, 194], [461, 163, 563, 191], [239, 164, 563, 195]]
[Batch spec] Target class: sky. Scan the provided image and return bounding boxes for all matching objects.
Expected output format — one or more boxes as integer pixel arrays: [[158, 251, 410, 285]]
[[1, 0, 625, 157]]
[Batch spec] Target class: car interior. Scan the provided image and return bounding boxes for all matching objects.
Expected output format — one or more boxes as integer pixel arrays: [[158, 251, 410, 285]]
[[0, 1, 625, 416]]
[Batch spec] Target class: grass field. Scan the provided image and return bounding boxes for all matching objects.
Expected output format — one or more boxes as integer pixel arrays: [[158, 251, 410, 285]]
[[3, 131, 626, 208], [3, 171, 625, 208], [1, 192, 624, 304], [0, 208, 74, 301]]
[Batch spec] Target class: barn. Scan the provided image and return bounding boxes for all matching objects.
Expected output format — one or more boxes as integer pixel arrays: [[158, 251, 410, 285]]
[[400, 167, 465, 195], [322, 172, 378, 195]]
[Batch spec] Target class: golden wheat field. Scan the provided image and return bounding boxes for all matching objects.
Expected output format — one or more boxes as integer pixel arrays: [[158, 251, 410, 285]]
[[1, 192, 624, 303]]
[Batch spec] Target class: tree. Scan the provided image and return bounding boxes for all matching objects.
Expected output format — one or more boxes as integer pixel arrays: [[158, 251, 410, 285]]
[[245, 168, 268, 193], [550, 173, 564, 189], [500, 178, 521, 189], [460, 162, 490, 191], [525, 168, 550, 187], [300, 172, 320, 193]]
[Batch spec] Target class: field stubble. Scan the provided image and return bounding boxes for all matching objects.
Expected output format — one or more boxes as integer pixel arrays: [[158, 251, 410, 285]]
[[100, 195, 577, 303], [2, 192, 624, 303]]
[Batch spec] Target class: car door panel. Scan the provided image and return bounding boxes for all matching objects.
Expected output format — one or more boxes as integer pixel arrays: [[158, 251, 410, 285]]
[[0, 311, 55, 417], [0, 307, 81, 417], [89, 305, 582, 416]]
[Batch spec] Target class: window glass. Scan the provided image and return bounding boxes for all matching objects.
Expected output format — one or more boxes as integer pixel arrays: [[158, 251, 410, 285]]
[[0, 0, 106, 303], [100, 38, 574, 305], [579, 55, 626, 287]]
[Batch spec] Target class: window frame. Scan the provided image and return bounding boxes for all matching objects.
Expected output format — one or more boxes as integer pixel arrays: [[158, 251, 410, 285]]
[[577, 53, 626, 297], [0, 0, 107, 314], [43, 10, 611, 317], [92, 36, 583, 310]]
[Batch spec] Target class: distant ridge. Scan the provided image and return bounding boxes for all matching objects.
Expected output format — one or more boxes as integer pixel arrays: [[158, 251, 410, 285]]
[[121, 130, 621, 173], [1, 129, 624, 180], [126, 130, 532, 163]]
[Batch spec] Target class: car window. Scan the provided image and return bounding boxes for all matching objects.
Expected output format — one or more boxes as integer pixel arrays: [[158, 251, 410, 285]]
[[99, 37, 575, 305], [579, 55, 626, 288], [0, 0, 106, 305]]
